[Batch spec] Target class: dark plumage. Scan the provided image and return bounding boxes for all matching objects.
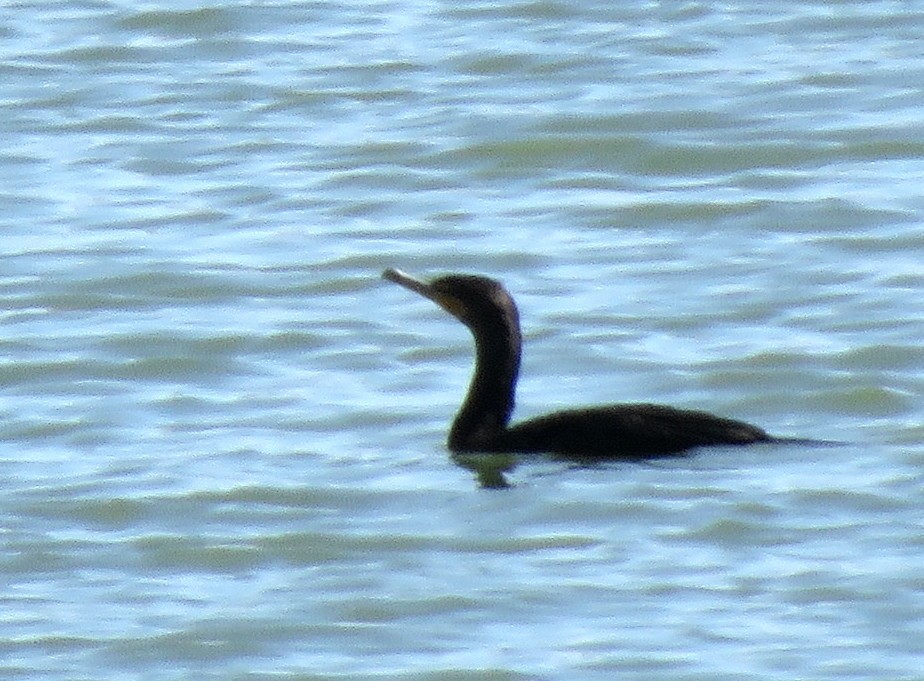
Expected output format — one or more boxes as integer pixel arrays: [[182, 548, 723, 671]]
[[383, 268, 773, 458]]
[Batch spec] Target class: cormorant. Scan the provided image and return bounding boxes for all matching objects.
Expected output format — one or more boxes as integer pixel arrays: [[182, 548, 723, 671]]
[[383, 268, 774, 458]]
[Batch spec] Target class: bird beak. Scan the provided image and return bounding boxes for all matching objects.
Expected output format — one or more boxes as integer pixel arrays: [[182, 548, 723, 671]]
[[382, 268, 438, 301], [383, 268, 467, 320]]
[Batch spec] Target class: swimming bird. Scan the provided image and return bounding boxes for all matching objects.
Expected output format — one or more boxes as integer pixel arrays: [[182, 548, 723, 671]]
[[382, 268, 774, 458]]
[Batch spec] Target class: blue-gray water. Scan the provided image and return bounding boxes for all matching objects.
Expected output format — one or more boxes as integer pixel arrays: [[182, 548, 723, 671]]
[[2, 2, 923, 679]]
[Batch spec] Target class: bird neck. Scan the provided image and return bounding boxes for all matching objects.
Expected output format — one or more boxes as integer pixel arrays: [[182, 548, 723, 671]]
[[448, 320, 521, 451]]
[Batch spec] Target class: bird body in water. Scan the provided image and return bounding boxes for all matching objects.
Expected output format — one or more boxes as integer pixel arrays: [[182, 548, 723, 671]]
[[383, 268, 774, 459]]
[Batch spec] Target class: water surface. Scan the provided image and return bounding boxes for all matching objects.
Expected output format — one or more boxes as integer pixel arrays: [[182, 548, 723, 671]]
[[1, 2, 923, 679]]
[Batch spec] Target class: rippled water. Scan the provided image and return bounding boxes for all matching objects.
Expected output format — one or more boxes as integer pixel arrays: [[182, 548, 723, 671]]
[[2, 1, 923, 679]]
